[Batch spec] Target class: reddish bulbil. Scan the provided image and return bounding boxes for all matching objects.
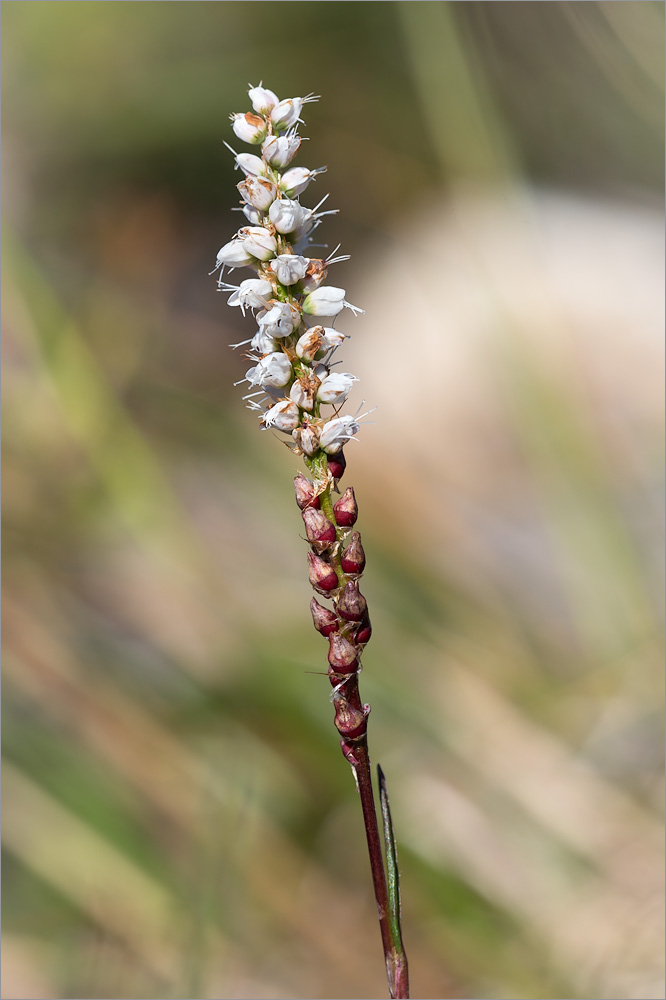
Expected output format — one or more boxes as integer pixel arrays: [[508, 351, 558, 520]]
[[327, 450, 346, 481], [333, 487, 357, 526], [307, 551, 338, 593], [310, 597, 339, 637], [340, 531, 365, 574], [302, 507, 337, 550], [327, 632, 358, 674], [334, 698, 370, 739], [294, 472, 320, 510], [354, 616, 372, 646], [336, 580, 367, 622]]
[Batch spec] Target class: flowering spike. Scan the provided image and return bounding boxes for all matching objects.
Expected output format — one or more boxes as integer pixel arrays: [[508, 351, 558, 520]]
[[213, 87, 408, 999], [333, 487, 358, 527]]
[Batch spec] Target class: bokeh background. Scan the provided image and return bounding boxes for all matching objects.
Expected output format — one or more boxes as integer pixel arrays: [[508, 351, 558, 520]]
[[2, 3, 664, 999]]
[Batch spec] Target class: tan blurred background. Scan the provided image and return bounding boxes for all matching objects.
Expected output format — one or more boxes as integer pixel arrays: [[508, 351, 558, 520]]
[[2, 3, 664, 999]]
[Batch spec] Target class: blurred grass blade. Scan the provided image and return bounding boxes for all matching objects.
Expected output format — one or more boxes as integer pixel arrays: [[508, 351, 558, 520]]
[[377, 763, 405, 955]]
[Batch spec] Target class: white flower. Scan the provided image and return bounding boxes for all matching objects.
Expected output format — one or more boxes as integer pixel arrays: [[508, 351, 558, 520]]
[[294, 326, 345, 361], [251, 328, 278, 354], [231, 112, 267, 145], [226, 278, 273, 312], [235, 152, 266, 177], [298, 259, 327, 292], [240, 226, 277, 261], [302, 286, 364, 317], [242, 205, 263, 225], [262, 133, 301, 168], [271, 94, 319, 131], [215, 239, 254, 270], [238, 177, 277, 212], [289, 379, 315, 411], [317, 372, 358, 405], [269, 198, 309, 235], [257, 301, 301, 339], [292, 423, 320, 456], [269, 254, 309, 286], [262, 399, 300, 432], [295, 327, 325, 361], [320, 415, 360, 453], [279, 165, 324, 198], [248, 85, 279, 115], [245, 352, 292, 388], [322, 328, 345, 351]]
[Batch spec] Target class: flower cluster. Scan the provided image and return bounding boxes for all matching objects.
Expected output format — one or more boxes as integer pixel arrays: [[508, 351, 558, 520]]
[[214, 84, 372, 753], [213, 83, 364, 461]]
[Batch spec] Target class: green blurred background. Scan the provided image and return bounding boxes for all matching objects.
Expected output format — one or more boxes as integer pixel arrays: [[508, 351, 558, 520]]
[[2, 3, 664, 998]]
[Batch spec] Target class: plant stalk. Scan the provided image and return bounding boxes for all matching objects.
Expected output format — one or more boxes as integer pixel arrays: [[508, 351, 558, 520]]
[[352, 738, 410, 999]]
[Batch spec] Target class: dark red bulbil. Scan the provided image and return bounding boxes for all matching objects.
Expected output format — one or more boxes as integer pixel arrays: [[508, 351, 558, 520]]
[[327, 450, 346, 481], [307, 551, 338, 593], [294, 472, 320, 510], [336, 580, 367, 622], [340, 531, 365, 574], [333, 698, 370, 739], [327, 632, 358, 674], [302, 507, 337, 549], [333, 487, 357, 527], [310, 597, 339, 637]]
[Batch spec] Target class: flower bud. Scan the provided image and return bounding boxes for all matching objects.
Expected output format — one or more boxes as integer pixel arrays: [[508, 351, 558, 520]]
[[248, 85, 279, 115], [333, 697, 370, 740], [242, 205, 263, 226], [317, 372, 358, 405], [294, 472, 320, 510], [269, 254, 309, 286], [261, 399, 300, 432], [271, 97, 304, 131], [340, 531, 365, 574], [240, 226, 277, 262], [215, 239, 254, 270], [333, 487, 357, 526], [321, 416, 360, 454], [257, 301, 301, 339], [269, 198, 309, 235], [235, 152, 266, 177], [327, 450, 346, 481], [327, 633, 358, 674], [231, 112, 267, 145], [292, 423, 320, 456], [310, 597, 338, 636], [302, 507, 337, 550], [307, 551, 338, 594], [262, 133, 301, 168], [280, 166, 316, 198], [302, 286, 346, 316], [237, 176, 277, 212], [336, 580, 367, 622], [354, 616, 372, 646]]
